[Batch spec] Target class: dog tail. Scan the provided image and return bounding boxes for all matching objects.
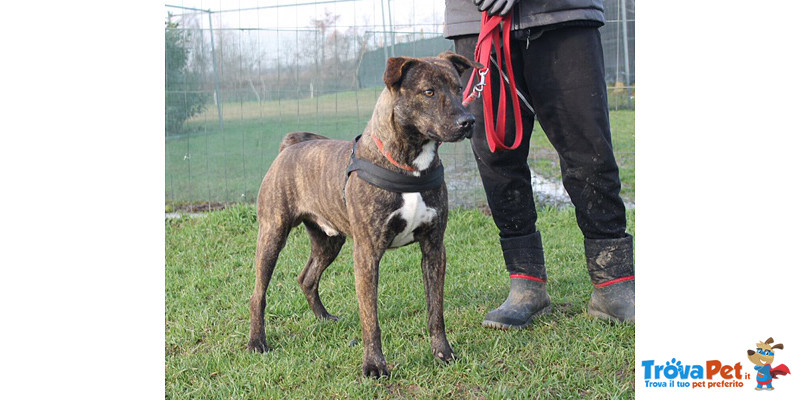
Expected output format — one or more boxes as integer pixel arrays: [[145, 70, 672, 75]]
[[279, 132, 329, 152]]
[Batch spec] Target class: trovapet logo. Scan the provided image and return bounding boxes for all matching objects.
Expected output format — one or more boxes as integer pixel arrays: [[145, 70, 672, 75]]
[[641, 358, 747, 389], [641, 337, 792, 391]]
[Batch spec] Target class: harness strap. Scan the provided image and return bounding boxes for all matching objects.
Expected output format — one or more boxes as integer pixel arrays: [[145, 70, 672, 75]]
[[343, 135, 445, 202], [462, 11, 523, 153]]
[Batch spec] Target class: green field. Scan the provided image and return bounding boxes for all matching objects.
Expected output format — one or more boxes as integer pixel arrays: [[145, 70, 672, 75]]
[[166, 206, 634, 399], [166, 88, 634, 206]]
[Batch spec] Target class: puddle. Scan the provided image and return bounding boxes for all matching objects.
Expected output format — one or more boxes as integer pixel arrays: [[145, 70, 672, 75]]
[[530, 168, 635, 210], [530, 171, 572, 207]]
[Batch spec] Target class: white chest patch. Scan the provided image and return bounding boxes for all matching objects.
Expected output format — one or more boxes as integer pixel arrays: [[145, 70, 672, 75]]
[[388, 192, 437, 248], [411, 141, 436, 176]]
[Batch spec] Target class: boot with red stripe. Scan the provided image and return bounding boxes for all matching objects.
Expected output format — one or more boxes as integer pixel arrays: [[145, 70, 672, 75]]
[[482, 232, 552, 329], [585, 234, 635, 323]]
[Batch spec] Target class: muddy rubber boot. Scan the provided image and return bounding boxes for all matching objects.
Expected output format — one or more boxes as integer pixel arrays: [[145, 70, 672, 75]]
[[482, 232, 552, 329], [585, 234, 635, 323], [482, 277, 551, 329]]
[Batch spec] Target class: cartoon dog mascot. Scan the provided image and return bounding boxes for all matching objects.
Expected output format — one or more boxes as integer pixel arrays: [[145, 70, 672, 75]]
[[747, 337, 791, 390]]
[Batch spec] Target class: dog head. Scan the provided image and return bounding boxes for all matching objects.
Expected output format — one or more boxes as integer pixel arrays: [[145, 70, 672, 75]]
[[382, 52, 482, 142], [747, 337, 783, 366]]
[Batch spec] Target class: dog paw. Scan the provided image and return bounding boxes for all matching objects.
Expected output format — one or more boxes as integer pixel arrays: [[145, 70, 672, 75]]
[[318, 312, 339, 322], [431, 339, 455, 363], [362, 361, 390, 378], [434, 348, 456, 363], [247, 337, 270, 353]]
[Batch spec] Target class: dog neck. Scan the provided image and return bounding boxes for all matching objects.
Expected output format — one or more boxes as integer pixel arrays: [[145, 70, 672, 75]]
[[360, 90, 440, 176]]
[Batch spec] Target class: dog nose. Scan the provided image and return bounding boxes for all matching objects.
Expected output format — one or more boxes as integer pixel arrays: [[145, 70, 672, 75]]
[[457, 115, 475, 139], [457, 115, 475, 131]]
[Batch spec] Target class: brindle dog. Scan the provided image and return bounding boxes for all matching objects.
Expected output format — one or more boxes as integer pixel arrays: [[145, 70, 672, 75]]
[[247, 53, 480, 378]]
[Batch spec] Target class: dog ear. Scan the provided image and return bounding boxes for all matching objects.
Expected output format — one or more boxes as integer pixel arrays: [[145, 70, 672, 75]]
[[384, 57, 419, 90], [437, 52, 484, 75], [772, 343, 784, 350], [765, 337, 774, 345]]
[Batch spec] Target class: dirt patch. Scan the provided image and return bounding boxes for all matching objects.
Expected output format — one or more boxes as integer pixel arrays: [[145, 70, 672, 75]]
[[454, 383, 487, 399], [382, 383, 423, 399], [166, 201, 228, 213]]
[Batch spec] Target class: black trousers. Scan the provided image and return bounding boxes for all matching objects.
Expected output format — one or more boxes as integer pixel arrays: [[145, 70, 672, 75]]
[[454, 27, 627, 271]]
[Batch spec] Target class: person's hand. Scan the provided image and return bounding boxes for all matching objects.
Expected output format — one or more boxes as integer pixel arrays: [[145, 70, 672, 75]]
[[473, 0, 519, 16]]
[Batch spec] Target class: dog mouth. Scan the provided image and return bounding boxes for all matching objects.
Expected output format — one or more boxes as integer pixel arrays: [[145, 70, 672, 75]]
[[427, 129, 467, 143], [446, 132, 468, 142], [452, 123, 476, 141], [462, 126, 473, 139]]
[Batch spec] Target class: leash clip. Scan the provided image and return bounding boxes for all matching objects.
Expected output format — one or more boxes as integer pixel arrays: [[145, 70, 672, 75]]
[[473, 68, 488, 96], [462, 67, 489, 107]]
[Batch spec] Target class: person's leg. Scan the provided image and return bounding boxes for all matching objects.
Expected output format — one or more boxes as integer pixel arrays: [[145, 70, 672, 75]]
[[522, 26, 634, 322], [454, 35, 551, 329], [455, 36, 538, 241]]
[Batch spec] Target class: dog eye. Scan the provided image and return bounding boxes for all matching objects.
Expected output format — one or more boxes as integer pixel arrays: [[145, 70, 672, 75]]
[[757, 349, 763, 354], [458, 86, 464, 92], [423, 89, 434, 97]]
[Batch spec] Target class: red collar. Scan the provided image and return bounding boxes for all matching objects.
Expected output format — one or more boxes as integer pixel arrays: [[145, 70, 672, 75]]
[[372, 135, 417, 172]]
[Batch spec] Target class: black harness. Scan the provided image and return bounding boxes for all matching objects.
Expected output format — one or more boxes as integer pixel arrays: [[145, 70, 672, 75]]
[[343, 135, 444, 200]]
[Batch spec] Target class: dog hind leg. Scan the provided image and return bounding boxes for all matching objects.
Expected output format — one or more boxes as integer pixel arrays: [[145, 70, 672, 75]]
[[248, 218, 291, 353], [298, 221, 346, 321]]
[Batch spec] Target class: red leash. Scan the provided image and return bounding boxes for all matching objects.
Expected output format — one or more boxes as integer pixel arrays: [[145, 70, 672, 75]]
[[462, 11, 523, 152]]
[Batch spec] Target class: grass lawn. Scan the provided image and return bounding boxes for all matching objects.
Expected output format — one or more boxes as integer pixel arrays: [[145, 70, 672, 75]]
[[166, 88, 634, 206], [165, 206, 634, 399]]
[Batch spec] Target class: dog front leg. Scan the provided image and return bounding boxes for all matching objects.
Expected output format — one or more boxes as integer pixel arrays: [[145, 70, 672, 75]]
[[352, 240, 389, 378], [419, 235, 455, 363]]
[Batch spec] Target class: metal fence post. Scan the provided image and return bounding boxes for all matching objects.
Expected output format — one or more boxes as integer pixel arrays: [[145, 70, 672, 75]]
[[387, 0, 396, 57], [621, 0, 631, 107], [621, 0, 630, 85], [207, 11, 224, 131], [380, 0, 389, 65]]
